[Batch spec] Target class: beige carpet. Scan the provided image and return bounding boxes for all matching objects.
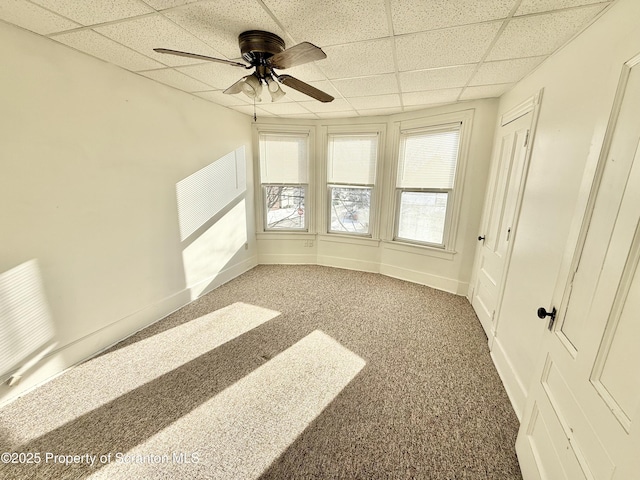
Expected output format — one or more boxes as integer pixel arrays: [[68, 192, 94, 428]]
[[0, 265, 522, 479]]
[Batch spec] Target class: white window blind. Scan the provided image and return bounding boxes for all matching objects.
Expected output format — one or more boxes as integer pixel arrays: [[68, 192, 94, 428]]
[[397, 124, 460, 189], [327, 134, 378, 185], [259, 133, 308, 184]]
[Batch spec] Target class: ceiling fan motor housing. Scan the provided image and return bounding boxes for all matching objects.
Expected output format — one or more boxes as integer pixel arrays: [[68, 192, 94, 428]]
[[239, 30, 285, 65]]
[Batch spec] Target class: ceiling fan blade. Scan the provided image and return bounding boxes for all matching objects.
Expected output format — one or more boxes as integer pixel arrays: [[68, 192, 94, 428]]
[[223, 77, 246, 94], [267, 42, 327, 69], [278, 75, 334, 103], [153, 48, 248, 68]]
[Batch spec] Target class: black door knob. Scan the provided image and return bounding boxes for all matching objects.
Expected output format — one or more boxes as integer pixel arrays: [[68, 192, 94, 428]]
[[478, 235, 486, 241]]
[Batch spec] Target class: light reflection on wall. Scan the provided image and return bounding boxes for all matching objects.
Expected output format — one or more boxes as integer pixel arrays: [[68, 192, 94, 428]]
[[0, 260, 56, 379], [182, 200, 248, 299], [176, 146, 246, 242]]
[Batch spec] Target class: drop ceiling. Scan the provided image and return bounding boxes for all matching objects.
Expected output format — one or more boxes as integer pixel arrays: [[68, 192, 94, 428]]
[[0, 0, 614, 119]]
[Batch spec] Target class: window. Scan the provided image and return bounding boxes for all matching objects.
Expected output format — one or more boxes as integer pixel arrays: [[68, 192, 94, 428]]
[[259, 132, 309, 231], [395, 123, 461, 247], [327, 134, 378, 235]]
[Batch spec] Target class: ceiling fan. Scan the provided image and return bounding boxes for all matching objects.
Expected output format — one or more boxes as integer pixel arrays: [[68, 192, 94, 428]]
[[154, 30, 334, 104]]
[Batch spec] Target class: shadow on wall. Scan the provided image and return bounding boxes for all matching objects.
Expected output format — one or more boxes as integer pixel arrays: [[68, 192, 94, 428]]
[[0, 260, 57, 393], [176, 146, 248, 300]]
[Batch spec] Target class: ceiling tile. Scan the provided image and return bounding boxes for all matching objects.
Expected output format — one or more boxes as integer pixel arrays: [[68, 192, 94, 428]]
[[164, 0, 287, 60], [391, 0, 515, 35], [194, 90, 251, 106], [470, 56, 546, 86], [402, 88, 462, 106], [300, 99, 356, 113], [279, 113, 320, 119], [262, 0, 390, 47], [460, 83, 513, 100], [95, 15, 225, 67], [319, 38, 395, 79], [142, 0, 199, 10], [53, 30, 164, 71], [356, 107, 403, 116], [277, 63, 327, 82], [315, 111, 358, 119], [30, 0, 153, 26], [175, 62, 248, 90], [347, 94, 401, 110], [139, 68, 213, 91], [332, 74, 399, 97], [0, 0, 79, 35], [395, 22, 502, 71], [516, 0, 609, 16], [399, 65, 476, 92], [231, 104, 266, 116], [486, 4, 606, 60], [257, 102, 313, 115]]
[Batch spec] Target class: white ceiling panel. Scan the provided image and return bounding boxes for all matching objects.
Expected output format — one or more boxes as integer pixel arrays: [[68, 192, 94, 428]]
[[164, 0, 287, 60], [391, 0, 516, 35], [487, 4, 606, 60], [139, 68, 213, 92], [395, 22, 503, 71], [194, 90, 251, 106], [142, 0, 199, 10], [460, 83, 513, 100], [53, 30, 164, 71], [30, 0, 153, 27], [402, 88, 462, 106], [347, 94, 401, 110], [356, 107, 403, 117], [175, 62, 249, 90], [470, 56, 546, 86], [262, 0, 390, 47], [399, 65, 477, 92], [332, 74, 399, 98], [319, 38, 395, 79], [0, 0, 79, 35], [95, 15, 225, 67], [258, 102, 313, 115], [516, 0, 610, 16], [300, 99, 356, 114], [1, 0, 615, 118]]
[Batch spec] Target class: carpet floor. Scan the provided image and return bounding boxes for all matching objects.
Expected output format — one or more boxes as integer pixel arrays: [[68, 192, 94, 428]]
[[0, 265, 522, 479]]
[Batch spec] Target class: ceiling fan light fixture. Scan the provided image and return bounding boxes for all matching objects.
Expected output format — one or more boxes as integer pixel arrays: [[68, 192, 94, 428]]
[[241, 74, 262, 101], [266, 77, 286, 102]]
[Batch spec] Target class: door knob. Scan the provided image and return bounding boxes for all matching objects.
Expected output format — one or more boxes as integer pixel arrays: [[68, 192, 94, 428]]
[[478, 235, 486, 241], [537, 307, 557, 331]]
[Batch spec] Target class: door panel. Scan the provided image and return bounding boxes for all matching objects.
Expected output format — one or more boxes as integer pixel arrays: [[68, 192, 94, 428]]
[[516, 55, 640, 480], [472, 113, 531, 337]]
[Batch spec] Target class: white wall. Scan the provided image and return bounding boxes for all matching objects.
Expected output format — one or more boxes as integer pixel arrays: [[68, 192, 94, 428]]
[[255, 100, 499, 295], [488, 0, 640, 418], [0, 22, 256, 404]]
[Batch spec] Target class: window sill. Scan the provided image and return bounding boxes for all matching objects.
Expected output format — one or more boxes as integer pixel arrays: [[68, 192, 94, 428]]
[[382, 240, 457, 260], [318, 234, 380, 247]]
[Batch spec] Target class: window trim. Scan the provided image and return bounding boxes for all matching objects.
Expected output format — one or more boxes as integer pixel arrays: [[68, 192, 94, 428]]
[[388, 110, 474, 250], [254, 124, 315, 234], [321, 124, 386, 238]]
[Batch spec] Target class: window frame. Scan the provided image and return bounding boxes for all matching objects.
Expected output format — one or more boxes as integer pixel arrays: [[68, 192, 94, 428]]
[[255, 125, 314, 234], [390, 110, 474, 251], [322, 126, 385, 239]]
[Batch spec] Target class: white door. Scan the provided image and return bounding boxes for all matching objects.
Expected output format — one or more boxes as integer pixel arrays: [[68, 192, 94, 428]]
[[471, 109, 533, 339], [516, 55, 640, 480]]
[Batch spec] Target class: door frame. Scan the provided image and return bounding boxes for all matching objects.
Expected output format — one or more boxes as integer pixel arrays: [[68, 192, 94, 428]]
[[469, 88, 544, 347]]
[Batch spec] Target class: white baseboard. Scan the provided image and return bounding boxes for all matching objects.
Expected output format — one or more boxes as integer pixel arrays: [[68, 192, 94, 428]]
[[317, 255, 380, 273], [0, 256, 258, 407], [379, 263, 461, 294], [491, 336, 527, 420], [257, 253, 317, 264]]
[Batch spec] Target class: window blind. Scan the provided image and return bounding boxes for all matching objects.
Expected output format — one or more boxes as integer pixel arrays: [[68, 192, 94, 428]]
[[397, 124, 460, 189], [327, 134, 378, 185], [259, 133, 308, 184]]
